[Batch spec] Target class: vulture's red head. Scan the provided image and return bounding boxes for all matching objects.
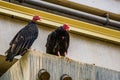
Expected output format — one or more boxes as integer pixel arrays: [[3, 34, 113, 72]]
[[62, 24, 70, 31], [32, 16, 41, 22]]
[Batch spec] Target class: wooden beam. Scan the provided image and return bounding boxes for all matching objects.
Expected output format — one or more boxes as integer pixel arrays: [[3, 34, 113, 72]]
[[0, 55, 17, 77], [0, 50, 120, 80], [0, 1, 120, 44]]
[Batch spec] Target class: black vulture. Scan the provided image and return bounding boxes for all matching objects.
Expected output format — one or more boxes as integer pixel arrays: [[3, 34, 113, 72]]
[[5, 16, 41, 62], [46, 24, 70, 57]]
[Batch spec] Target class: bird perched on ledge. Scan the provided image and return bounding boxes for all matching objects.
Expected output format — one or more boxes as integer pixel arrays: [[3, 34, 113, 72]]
[[5, 16, 41, 62], [46, 24, 70, 57]]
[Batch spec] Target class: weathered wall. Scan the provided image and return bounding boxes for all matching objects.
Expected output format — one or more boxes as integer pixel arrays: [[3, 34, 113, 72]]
[[0, 51, 120, 80], [0, 15, 120, 71], [69, 0, 120, 14]]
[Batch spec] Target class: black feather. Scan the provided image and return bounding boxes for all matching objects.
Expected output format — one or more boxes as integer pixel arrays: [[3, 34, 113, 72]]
[[46, 27, 70, 56], [5, 21, 38, 62]]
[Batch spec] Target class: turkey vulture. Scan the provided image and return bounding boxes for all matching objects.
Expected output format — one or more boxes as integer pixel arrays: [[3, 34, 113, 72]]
[[46, 24, 70, 56], [5, 16, 41, 62]]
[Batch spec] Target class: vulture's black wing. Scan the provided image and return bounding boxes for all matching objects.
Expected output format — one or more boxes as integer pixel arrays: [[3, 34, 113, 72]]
[[65, 32, 70, 52], [5, 22, 38, 62], [46, 31, 57, 55]]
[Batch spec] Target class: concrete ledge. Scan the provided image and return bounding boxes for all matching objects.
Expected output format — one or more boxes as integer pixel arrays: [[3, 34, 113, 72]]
[[0, 50, 120, 80]]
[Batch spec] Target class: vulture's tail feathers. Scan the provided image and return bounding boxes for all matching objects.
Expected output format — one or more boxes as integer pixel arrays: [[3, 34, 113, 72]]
[[5, 53, 14, 62]]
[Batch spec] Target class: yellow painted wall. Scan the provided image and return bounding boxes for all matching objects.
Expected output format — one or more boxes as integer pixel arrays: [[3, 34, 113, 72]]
[[0, 15, 120, 71]]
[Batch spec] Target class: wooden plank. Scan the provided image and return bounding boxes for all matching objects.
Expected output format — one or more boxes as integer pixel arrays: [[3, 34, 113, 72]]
[[0, 52, 30, 80], [0, 50, 120, 80], [0, 55, 17, 77]]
